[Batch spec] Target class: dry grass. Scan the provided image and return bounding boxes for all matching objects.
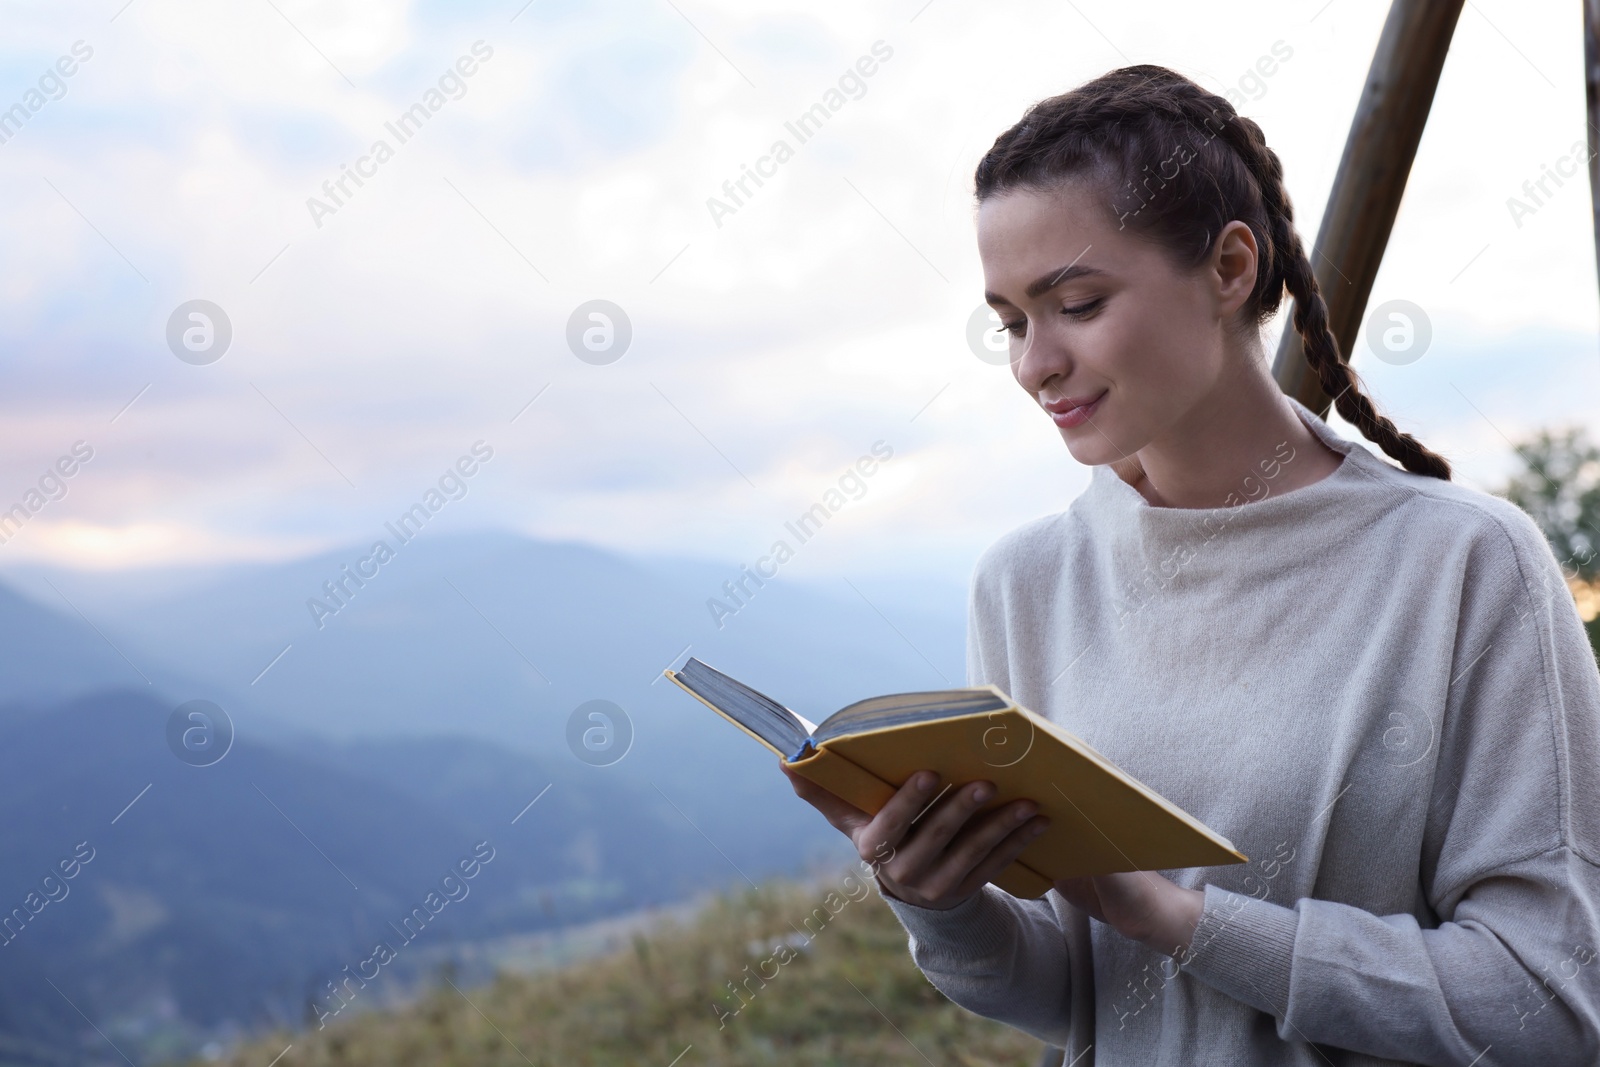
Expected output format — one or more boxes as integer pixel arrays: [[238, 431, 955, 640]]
[[190, 875, 1046, 1067]]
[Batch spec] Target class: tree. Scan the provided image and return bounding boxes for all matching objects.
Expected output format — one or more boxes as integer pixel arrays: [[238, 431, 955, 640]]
[[1501, 425, 1600, 660]]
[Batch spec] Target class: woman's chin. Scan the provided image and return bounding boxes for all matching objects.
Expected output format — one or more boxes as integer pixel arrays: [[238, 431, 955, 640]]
[[1058, 427, 1128, 468]]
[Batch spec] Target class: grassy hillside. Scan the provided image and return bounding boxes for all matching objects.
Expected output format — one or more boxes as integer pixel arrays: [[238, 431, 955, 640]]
[[189, 874, 1047, 1067]]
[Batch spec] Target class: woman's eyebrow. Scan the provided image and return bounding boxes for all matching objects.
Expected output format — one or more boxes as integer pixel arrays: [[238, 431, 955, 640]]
[[985, 263, 1106, 306]]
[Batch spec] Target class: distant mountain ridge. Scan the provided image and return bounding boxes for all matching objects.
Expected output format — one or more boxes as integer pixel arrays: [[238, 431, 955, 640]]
[[0, 529, 966, 1062], [1, 528, 966, 742]]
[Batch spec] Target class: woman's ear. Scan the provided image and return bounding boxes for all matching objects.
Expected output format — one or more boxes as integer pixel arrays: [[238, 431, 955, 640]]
[[1211, 220, 1259, 318]]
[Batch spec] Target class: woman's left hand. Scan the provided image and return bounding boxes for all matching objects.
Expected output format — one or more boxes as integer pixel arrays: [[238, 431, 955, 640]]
[[1052, 871, 1206, 959]]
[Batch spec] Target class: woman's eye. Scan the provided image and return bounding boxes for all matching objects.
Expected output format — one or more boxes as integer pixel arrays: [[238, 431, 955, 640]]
[[999, 299, 1100, 337]]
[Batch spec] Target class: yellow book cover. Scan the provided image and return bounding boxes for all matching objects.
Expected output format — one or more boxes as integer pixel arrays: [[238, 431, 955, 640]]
[[665, 657, 1247, 899]]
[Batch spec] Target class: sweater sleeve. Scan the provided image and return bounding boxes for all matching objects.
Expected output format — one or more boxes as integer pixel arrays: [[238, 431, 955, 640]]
[[876, 541, 1087, 1049], [1178, 506, 1600, 1065], [876, 881, 1079, 1047]]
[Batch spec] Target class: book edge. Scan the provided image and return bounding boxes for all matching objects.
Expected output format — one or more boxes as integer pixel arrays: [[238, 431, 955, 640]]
[[819, 683, 1015, 732], [663, 668, 791, 760]]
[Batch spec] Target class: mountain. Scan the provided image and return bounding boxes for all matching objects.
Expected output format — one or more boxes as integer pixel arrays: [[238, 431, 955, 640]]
[[0, 581, 153, 715], [1, 529, 968, 747], [0, 530, 968, 1061], [0, 689, 856, 1064], [0, 578, 246, 733], [1, 529, 966, 884]]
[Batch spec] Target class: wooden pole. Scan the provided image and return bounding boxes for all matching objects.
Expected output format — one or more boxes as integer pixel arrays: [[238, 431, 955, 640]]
[[1586, 0, 1600, 307], [1272, 0, 1466, 414]]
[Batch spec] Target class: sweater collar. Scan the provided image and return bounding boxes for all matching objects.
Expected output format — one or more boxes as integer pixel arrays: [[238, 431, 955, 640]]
[[1079, 395, 1398, 566]]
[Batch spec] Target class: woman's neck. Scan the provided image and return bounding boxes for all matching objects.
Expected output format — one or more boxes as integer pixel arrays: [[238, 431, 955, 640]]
[[1118, 357, 1345, 509]]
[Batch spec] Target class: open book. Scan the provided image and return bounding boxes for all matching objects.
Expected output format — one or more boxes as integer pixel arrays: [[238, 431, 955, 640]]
[[664, 657, 1247, 899]]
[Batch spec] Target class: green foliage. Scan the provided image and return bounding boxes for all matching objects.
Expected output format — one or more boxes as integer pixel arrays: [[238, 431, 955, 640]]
[[1501, 424, 1600, 662], [185, 877, 1044, 1067], [1502, 425, 1600, 581]]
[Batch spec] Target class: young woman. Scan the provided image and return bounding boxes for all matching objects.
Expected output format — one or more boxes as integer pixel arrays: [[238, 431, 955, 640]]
[[783, 65, 1600, 1064]]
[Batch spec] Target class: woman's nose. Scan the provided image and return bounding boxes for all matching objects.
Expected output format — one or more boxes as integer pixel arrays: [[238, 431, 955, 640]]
[[1012, 320, 1071, 395]]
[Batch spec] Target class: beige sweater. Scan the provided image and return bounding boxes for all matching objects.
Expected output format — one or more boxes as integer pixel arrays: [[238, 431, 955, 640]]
[[879, 397, 1600, 1065]]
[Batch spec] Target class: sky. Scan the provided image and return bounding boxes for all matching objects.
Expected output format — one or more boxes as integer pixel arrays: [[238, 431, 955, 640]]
[[0, 0, 1594, 588]]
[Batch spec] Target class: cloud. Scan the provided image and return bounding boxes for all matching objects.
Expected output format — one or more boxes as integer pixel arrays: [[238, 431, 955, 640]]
[[0, 0, 1593, 576]]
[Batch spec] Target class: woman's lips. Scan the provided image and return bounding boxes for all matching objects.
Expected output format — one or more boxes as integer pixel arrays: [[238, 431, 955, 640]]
[[1046, 391, 1106, 429]]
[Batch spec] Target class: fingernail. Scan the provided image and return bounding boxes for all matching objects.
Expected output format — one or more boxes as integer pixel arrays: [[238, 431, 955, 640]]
[[1014, 805, 1034, 823], [1029, 820, 1049, 837], [972, 784, 993, 803], [916, 772, 937, 793]]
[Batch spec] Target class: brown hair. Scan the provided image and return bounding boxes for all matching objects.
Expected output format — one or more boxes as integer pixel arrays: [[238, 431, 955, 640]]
[[974, 64, 1451, 480]]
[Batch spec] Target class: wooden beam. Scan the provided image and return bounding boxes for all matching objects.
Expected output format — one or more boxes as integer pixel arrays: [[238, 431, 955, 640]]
[[1272, 0, 1466, 414], [1586, 0, 1600, 308]]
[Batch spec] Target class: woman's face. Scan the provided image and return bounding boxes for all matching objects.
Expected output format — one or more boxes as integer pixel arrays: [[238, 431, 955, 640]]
[[977, 180, 1249, 466]]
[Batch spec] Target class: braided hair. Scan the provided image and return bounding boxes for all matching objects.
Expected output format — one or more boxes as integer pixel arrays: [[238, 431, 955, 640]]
[[975, 64, 1450, 480]]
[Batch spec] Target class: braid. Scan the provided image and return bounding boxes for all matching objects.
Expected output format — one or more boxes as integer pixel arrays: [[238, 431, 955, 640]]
[[975, 64, 1452, 481], [1204, 105, 1452, 480]]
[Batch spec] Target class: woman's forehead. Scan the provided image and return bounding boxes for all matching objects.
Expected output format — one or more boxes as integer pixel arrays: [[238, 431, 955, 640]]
[[977, 185, 1142, 295]]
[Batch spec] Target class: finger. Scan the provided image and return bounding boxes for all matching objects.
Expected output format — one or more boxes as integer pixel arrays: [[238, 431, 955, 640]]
[[949, 813, 1052, 901], [779, 761, 872, 834], [938, 800, 1046, 883], [851, 769, 945, 861], [874, 779, 997, 884], [877, 800, 1038, 909], [912, 799, 1040, 897]]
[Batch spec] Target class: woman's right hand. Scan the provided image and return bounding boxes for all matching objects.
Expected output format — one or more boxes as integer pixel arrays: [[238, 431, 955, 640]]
[[781, 763, 1050, 910]]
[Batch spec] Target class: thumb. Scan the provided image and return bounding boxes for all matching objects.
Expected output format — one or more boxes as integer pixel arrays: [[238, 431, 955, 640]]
[[780, 760, 872, 831]]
